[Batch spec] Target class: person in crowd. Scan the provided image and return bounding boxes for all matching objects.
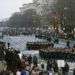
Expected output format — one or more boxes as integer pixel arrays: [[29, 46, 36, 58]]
[[66, 40, 70, 48], [31, 69, 37, 75], [26, 64, 31, 75], [52, 60, 58, 75], [40, 62, 46, 74], [39, 71, 43, 75], [46, 60, 54, 75], [33, 56, 38, 66], [22, 55, 27, 60], [25, 70, 30, 75], [16, 68, 21, 75], [31, 68, 38, 75], [28, 55, 32, 66], [48, 71, 53, 75], [64, 62, 69, 75], [41, 63, 44, 71], [47, 60, 52, 71], [21, 68, 26, 75]]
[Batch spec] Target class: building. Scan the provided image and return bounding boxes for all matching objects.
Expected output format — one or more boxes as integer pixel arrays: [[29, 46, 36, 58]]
[[20, 3, 37, 14], [20, 0, 57, 15], [33, 0, 57, 15]]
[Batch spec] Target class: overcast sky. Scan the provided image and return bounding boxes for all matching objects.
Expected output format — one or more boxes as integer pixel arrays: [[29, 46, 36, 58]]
[[0, 0, 32, 21]]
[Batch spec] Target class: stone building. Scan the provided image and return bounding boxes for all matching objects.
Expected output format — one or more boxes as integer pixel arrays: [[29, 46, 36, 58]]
[[20, 0, 57, 15]]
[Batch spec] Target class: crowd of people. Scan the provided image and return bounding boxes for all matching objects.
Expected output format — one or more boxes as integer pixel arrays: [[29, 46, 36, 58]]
[[0, 36, 75, 75], [0, 53, 74, 75]]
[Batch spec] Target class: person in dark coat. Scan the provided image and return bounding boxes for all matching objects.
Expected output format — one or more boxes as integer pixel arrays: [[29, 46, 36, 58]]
[[64, 62, 69, 75], [53, 60, 58, 73], [66, 40, 70, 48], [28, 55, 32, 65], [39, 71, 43, 75], [47, 60, 52, 71], [33, 56, 38, 66]]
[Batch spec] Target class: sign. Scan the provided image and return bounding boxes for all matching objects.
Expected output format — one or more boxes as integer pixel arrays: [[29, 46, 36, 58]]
[[57, 60, 65, 67]]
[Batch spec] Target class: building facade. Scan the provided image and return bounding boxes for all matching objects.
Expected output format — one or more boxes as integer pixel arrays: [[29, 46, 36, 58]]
[[33, 0, 57, 15], [20, 0, 57, 15], [20, 3, 36, 14]]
